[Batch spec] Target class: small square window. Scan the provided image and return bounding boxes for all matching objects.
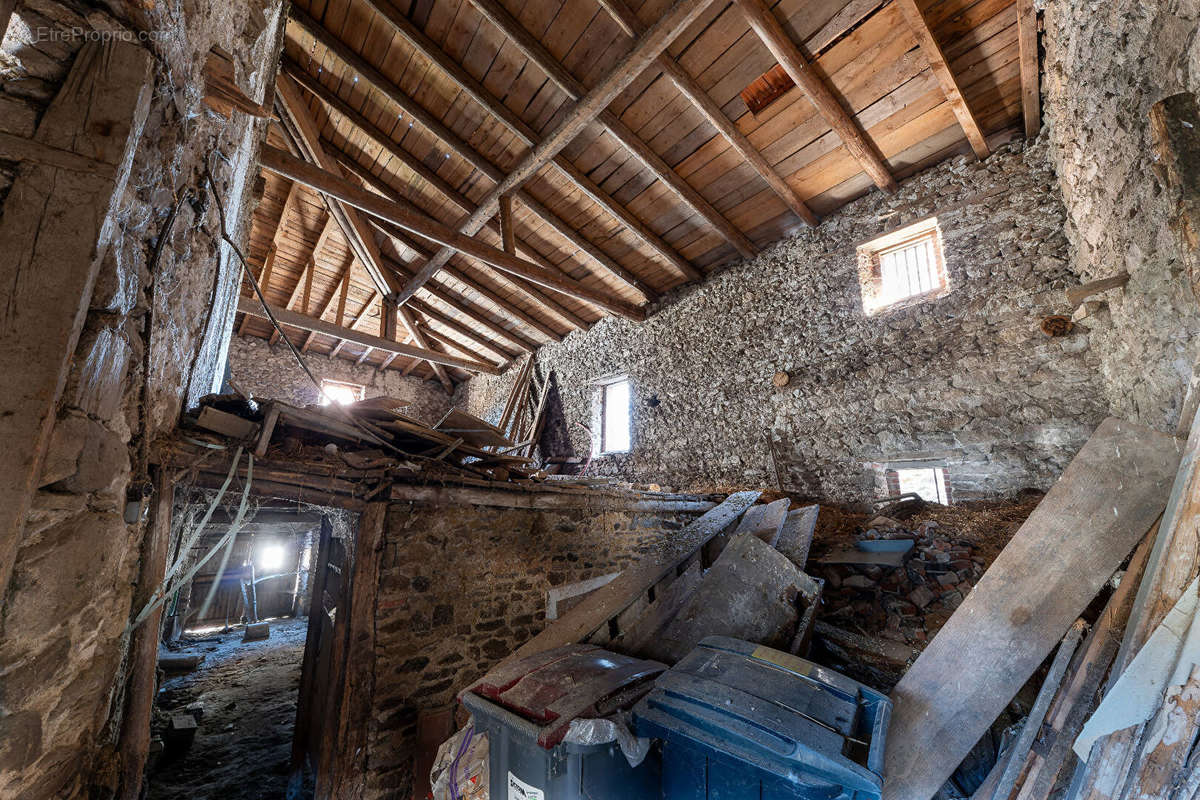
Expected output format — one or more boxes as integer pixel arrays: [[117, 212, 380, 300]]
[[857, 218, 949, 315], [319, 379, 364, 406], [890, 466, 950, 504], [600, 378, 631, 454]]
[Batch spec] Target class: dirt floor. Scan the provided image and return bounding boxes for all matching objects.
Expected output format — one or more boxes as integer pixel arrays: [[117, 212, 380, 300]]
[[146, 616, 310, 800]]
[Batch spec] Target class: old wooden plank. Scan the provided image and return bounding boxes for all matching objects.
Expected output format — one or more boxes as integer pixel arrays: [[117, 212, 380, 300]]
[[884, 418, 1183, 800], [0, 40, 154, 603], [500, 490, 761, 666]]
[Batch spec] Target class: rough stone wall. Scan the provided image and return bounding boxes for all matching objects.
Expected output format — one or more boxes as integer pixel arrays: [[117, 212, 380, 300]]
[[0, 1, 283, 797], [365, 499, 698, 798], [1042, 0, 1200, 432], [226, 334, 453, 425], [459, 141, 1108, 501]]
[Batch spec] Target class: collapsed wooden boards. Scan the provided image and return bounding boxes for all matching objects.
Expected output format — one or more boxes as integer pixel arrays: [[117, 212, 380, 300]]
[[883, 418, 1183, 800], [498, 490, 761, 669]]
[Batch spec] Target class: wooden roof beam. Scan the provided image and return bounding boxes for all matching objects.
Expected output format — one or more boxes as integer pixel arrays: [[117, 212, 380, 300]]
[[260, 144, 648, 321], [1016, 0, 1040, 139], [287, 11, 692, 290], [593, 0, 817, 227], [895, 0, 989, 159], [274, 75, 401, 296], [239, 180, 301, 335], [733, 0, 898, 192], [237, 295, 499, 375], [301, 253, 353, 352], [310, 6, 698, 284], [390, 0, 719, 304], [466, 0, 770, 245], [284, 64, 593, 332], [330, 148, 589, 336], [409, 298, 516, 367], [329, 288, 379, 359], [396, 302, 453, 393]]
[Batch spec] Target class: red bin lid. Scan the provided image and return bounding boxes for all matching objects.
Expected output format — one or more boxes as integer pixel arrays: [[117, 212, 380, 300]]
[[462, 644, 665, 748]]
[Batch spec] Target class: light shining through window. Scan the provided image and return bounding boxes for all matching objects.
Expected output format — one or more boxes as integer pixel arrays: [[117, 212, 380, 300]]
[[258, 543, 286, 571], [319, 379, 364, 406], [601, 379, 631, 453]]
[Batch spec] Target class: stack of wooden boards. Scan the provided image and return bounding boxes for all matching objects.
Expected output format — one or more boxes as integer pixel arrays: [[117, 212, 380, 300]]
[[191, 393, 537, 482], [497, 494, 823, 670], [884, 417, 1200, 800]]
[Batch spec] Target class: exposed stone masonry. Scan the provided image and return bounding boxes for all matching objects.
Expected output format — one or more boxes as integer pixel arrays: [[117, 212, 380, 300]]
[[365, 499, 698, 798], [0, 2, 284, 797], [459, 141, 1109, 501], [1043, 0, 1200, 432], [226, 335, 453, 425]]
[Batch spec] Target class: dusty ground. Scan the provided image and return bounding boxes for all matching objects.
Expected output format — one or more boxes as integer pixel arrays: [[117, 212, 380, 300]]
[[146, 616, 310, 800]]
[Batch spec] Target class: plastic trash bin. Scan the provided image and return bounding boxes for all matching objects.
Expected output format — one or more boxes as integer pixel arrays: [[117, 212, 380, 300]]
[[633, 636, 890, 800], [460, 644, 666, 800]]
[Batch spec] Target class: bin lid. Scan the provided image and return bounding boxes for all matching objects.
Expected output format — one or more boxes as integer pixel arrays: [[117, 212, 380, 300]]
[[633, 637, 890, 798], [462, 644, 666, 748]]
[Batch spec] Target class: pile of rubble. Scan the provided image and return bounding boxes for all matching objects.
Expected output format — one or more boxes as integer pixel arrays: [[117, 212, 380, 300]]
[[818, 517, 987, 647]]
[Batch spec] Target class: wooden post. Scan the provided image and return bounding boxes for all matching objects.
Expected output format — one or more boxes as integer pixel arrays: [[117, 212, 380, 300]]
[[499, 193, 516, 256], [0, 40, 154, 603], [117, 468, 175, 800]]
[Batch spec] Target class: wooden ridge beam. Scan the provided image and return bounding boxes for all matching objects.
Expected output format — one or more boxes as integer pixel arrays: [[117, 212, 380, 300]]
[[444, 0, 758, 256], [260, 144, 647, 321], [1016, 0, 1040, 139], [895, 0, 990, 159], [733, 0, 898, 192], [317, 5, 699, 283], [284, 65, 592, 331], [237, 295, 500, 375], [329, 148, 589, 335]]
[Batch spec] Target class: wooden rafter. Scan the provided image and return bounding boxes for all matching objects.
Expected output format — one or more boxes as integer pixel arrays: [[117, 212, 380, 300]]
[[284, 65, 594, 332], [733, 0, 898, 192], [258, 144, 648, 321], [466, 0, 784, 240], [237, 295, 499, 375], [239, 180, 301, 336], [594, 0, 817, 226], [1016, 0, 1040, 139], [289, 7, 700, 285], [396, 303, 452, 393], [329, 288, 379, 359], [277, 75, 503, 373], [357, 0, 718, 305], [301, 252, 354, 352], [894, 0, 989, 159], [269, 213, 335, 344], [284, 42, 658, 302]]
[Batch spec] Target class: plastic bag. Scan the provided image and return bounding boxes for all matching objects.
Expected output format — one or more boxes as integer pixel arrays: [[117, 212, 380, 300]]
[[431, 724, 489, 800], [562, 711, 651, 767]]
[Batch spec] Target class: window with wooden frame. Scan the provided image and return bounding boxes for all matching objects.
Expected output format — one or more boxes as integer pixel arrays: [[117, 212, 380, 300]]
[[598, 377, 631, 454], [857, 218, 949, 315], [319, 378, 364, 406]]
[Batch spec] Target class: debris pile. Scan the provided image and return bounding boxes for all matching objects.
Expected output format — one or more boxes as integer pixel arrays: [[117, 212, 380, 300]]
[[816, 517, 986, 648]]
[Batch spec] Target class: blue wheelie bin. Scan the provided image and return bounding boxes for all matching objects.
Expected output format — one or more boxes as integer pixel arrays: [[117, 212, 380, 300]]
[[633, 636, 890, 800], [460, 644, 666, 800]]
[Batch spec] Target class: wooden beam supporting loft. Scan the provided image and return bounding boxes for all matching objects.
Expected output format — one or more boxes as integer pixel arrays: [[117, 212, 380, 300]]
[[1016, 0, 1041, 139], [362, 0, 718, 305], [733, 0, 898, 193], [259, 144, 648, 321], [895, 0, 990, 159], [237, 295, 501, 375], [287, 9, 698, 289], [285, 64, 596, 331], [457, 0, 760, 255]]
